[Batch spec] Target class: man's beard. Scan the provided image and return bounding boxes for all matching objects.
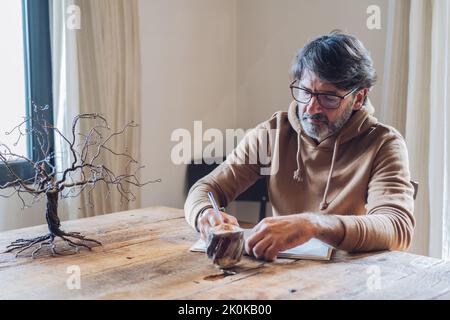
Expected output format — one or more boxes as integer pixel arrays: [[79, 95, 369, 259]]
[[300, 101, 354, 142]]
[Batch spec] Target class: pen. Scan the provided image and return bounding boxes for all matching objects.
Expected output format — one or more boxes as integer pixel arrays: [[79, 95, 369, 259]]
[[207, 192, 224, 225]]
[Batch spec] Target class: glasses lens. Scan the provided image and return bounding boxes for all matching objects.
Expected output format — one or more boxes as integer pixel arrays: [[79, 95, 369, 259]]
[[292, 88, 311, 103], [318, 95, 341, 109]]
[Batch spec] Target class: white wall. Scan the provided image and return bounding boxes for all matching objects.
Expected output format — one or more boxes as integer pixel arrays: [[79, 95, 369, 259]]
[[139, 0, 238, 210]]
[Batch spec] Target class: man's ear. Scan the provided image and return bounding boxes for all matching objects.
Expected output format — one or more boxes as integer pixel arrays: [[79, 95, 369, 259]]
[[352, 88, 368, 110]]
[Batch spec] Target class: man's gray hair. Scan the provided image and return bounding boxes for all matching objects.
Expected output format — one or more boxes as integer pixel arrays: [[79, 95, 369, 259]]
[[292, 30, 377, 105]]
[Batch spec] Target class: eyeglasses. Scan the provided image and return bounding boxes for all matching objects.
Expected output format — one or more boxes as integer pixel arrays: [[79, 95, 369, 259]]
[[290, 80, 358, 109]]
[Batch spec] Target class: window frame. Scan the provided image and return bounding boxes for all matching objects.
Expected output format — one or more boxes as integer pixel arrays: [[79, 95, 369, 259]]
[[0, 0, 54, 186]]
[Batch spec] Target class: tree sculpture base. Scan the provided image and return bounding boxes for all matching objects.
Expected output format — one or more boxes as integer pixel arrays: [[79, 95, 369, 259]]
[[5, 193, 102, 258], [5, 231, 102, 259]]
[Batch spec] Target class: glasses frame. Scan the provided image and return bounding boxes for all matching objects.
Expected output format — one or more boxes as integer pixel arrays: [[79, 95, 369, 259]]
[[290, 80, 359, 110]]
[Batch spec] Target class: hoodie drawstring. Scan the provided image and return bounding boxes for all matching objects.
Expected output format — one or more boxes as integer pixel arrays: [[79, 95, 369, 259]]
[[293, 131, 304, 182], [320, 135, 341, 210]]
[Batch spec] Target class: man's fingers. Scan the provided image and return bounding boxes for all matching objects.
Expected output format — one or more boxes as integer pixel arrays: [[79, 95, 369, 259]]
[[208, 211, 223, 226], [223, 214, 239, 226], [245, 229, 266, 256], [251, 237, 272, 260], [206, 209, 239, 227], [198, 209, 240, 240], [263, 244, 278, 262]]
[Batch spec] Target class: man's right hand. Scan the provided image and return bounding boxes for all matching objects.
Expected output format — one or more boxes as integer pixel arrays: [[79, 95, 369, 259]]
[[197, 209, 240, 240]]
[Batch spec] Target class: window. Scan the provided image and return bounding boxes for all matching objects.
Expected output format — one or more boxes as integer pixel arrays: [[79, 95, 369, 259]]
[[0, 0, 54, 185], [0, 1, 26, 158]]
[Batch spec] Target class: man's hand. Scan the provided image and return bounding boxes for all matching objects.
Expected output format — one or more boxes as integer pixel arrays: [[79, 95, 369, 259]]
[[198, 209, 239, 240], [245, 214, 315, 262], [245, 213, 345, 262]]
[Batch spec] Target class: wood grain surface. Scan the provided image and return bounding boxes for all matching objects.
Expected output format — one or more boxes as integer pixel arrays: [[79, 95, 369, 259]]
[[0, 207, 449, 300]]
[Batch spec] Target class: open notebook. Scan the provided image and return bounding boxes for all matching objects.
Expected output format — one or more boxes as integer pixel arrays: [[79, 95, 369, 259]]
[[190, 229, 333, 261]]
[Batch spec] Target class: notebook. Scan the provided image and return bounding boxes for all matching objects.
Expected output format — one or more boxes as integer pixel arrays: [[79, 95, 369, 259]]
[[190, 229, 333, 261]]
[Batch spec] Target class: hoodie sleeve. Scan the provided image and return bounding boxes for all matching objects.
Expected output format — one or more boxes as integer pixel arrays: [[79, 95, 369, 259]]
[[336, 135, 416, 252], [184, 123, 270, 231]]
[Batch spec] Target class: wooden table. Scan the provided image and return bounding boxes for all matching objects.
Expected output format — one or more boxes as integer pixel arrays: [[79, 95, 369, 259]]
[[0, 206, 449, 300]]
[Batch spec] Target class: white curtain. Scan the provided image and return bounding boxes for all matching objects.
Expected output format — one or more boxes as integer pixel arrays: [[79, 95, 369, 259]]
[[428, 0, 450, 260], [380, 0, 410, 136], [381, 0, 450, 259], [51, 0, 142, 219]]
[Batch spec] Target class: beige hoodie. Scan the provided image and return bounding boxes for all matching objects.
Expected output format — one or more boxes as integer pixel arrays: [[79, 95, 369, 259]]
[[184, 101, 415, 252]]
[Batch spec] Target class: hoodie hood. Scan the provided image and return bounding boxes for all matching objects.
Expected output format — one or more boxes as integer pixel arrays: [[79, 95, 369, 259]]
[[287, 100, 378, 210]]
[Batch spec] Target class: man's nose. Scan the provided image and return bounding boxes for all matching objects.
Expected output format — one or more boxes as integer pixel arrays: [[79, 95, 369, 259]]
[[305, 96, 323, 114]]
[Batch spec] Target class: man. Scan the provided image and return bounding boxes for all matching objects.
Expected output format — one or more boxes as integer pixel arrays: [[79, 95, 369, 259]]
[[184, 31, 415, 262]]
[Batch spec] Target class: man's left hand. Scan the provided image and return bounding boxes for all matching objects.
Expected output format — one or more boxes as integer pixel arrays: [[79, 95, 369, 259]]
[[245, 214, 317, 262]]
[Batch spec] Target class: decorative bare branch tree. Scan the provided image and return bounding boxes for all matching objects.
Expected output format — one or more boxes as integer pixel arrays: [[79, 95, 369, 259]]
[[0, 106, 159, 258]]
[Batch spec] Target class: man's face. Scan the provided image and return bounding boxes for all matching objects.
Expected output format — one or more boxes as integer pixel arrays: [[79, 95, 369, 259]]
[[298, 71, 364, 142]]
